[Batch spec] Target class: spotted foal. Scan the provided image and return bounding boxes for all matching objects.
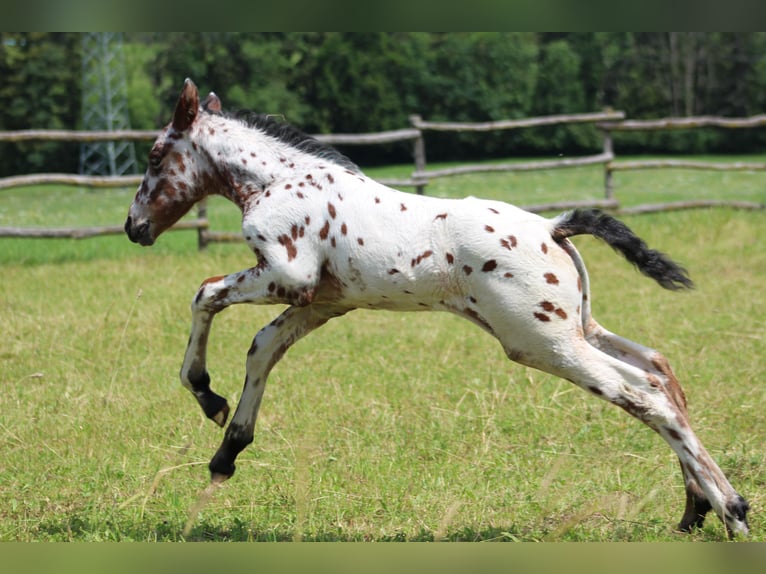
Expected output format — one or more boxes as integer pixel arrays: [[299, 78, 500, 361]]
[[125, 79, 749, 538]]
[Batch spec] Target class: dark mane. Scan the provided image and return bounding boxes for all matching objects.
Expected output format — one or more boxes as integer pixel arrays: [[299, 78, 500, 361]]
[[233, 111, 361, 173]]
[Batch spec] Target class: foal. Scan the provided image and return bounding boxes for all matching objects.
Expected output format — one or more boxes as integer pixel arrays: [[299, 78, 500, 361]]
[[125, 79, 749, 537]]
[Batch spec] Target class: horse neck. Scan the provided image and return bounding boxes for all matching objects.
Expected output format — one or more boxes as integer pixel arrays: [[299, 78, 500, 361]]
[[197, 116, 320, 210]]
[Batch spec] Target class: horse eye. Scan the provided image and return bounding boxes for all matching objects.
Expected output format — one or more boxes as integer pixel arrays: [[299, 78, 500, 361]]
[[149, 153, 162, 171]]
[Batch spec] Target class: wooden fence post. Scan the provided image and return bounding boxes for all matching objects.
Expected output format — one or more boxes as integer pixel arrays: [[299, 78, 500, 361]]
[[602, 128, 615, 201], [409, 115, 427, 195], [197, 199, 209, 250]]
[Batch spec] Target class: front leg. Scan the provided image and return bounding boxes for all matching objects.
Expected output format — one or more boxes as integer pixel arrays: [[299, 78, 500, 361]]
[[208, 303, 351, 482], [180, 301, 229, 427], [180, 263, 303, 426]]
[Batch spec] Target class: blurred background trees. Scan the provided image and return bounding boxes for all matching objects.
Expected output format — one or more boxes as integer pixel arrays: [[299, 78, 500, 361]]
[[2, 32, 766, 174]]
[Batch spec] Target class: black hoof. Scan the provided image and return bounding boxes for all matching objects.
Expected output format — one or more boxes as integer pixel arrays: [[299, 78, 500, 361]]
[[724, 495, 750, 539], [198, 392, 229, 427], [188, 371, 230, 426], [208, 424, 253, 480], [678, 492, 712, 532], [209, 456, 236, 481], [727, 495, 750, 524]]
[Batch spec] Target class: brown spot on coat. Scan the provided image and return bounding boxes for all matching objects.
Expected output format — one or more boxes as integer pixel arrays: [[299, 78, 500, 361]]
[[500, 235, 518, 251], [172, 152, 186, 173], [541, 300, 567, 319], [485, 225, 495, 233], [435, 213, 448, 220], [446, 253, 454, 264], [482, 259, 497, 272], [340, 223, 348, 235], [319, 220, 330, 240], [201, 275, 226, 287], [411, 250, 433, 267], [651, 354, 688, 413], [357, 237, 364, 245], [278, 234, 298, 261], [463, 265, 473, 275], [533, 312, 551, 322], [544, 272, 559, 285], [541, 242, 548, 254], [400, 203, 408, 211], [665, 427, 683, 441], [327, 202, 337, 219]]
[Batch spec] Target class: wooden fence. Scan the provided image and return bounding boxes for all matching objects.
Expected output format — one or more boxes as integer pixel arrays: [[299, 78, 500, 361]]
[[597, 114, 766, 215], [411, 111, 766, 215], [1, 111, 764, 248], [0, 127, 425, 248], [410, 110, 625, 213]]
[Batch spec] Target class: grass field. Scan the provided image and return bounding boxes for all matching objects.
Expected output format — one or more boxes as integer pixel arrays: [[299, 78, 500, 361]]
[[1, 158, 764, 541]]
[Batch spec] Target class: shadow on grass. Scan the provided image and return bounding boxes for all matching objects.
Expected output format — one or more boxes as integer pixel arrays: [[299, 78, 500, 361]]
[[32, 514, 548, 542], [31, 513, 720, 542]]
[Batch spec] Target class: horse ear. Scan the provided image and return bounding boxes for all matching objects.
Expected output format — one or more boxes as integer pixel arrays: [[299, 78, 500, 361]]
[[172, 78, 199, 132], [202, 92, 222, 114]]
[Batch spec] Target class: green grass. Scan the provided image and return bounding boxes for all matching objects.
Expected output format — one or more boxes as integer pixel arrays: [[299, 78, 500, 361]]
[[0, 157, 764, 541]]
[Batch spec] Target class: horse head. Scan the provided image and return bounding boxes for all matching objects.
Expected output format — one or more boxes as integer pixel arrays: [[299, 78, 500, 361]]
[[125, 78, 222, 245]]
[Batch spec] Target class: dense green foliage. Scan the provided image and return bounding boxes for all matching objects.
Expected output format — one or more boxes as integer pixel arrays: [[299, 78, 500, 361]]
[[2, 32, 766, 174]]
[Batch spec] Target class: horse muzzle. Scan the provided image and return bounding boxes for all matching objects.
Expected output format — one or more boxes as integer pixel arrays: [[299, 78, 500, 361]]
[[124, 216, 155, 246]]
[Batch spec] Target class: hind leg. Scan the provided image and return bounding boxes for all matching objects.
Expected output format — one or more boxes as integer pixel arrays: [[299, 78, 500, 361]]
[[583, 321, 721, 532], [545, 333, 749, 538]]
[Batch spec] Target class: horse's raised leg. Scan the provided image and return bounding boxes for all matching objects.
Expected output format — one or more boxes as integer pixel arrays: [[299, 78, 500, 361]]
[[179, 264, 309, 427], [582, 322, 718, 532], [548, 333, 749, 538], [209, 303, 351, 483], [180, 293, 230, 426]]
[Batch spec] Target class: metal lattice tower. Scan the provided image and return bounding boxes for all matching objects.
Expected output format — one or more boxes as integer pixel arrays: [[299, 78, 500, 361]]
[[79, 32, 138, 176]]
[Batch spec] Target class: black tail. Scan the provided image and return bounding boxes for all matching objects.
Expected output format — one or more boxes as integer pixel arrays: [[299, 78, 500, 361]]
[[552, 209, 694, 290]]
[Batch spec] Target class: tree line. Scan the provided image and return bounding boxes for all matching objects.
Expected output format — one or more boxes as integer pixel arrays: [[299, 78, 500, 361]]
[[2, 32, 766, 176]]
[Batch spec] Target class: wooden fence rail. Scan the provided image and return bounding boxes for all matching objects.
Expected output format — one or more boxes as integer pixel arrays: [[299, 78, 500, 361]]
[[1, 110, 763, 248], [598, 114, 766, 210], [410, 111, 624, 189], [0, 125, 426, 246]]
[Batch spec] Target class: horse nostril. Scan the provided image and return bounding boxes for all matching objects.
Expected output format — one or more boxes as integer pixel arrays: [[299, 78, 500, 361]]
[[125, 219, 153, 246]]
